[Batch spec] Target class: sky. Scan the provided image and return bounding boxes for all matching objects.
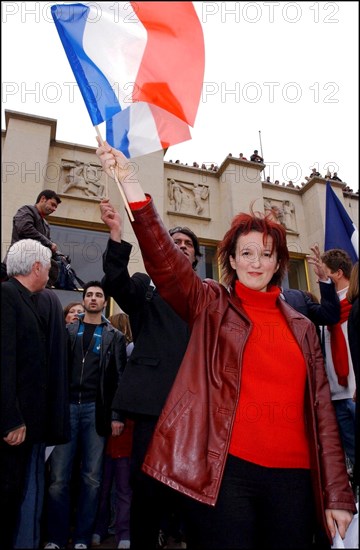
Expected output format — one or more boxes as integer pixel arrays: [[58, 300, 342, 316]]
[[2, 1, 359, 191]]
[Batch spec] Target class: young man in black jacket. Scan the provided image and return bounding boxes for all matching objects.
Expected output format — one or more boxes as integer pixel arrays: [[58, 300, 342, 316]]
[[2, 190, 62, 285], [45, 281, 127, 550], [100, 200, 202, 550], [10, 189, 61, 253]]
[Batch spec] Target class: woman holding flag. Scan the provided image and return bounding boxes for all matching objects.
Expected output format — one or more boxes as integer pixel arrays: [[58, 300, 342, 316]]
[[96, 141, 356, 549]]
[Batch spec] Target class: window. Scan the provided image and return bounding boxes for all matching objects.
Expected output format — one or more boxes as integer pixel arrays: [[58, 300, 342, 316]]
[[49, 224, 109, 284], [282, 256, 309, 290], [197, 244, 219, 281]]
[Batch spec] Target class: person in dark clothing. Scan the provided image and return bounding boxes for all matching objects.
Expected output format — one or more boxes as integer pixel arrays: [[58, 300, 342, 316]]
[[321, 250, 356, 470], [10, 189, 61, 252], [0, 261, 8, 282], [0, 239, 69, 550], [45, 281, 127, 550], [2, 189, 62, 284], [310, 168, 321, 178], [282, 285, 339, 326], [250, 149, 263, 163], [100, 201, 202, 549], [282, 244, 340, 347], [331, 172, 342, 182], [13, 288, 70, 549]]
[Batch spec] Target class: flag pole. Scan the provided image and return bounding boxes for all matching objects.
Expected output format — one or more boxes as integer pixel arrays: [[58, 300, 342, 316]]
[[258, 130, 265, 174], [95, 126, 134, 222]]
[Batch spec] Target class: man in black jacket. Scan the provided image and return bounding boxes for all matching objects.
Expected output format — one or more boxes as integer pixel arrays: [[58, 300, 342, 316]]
[[282, 244, 340, 343], [2, 189, 62, 284], [0, 239, 69, 549], [45, 281, 127, 550], [10, 189, 61, 252], [100, 199, 202, 549], [250, 149, 264, 163], [13, 287, 70, 549]]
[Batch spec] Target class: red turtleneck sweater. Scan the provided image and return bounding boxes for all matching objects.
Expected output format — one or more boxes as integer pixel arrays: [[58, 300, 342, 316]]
[[229, 282, 310, 469]]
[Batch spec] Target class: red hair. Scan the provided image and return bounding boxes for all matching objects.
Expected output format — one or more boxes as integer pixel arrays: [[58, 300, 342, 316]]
[[218, 211, 289, 287]]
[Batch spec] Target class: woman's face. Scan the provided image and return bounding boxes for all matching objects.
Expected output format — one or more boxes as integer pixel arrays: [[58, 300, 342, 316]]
[[65, 305, 84, 323], [229, 231, 279, 292]]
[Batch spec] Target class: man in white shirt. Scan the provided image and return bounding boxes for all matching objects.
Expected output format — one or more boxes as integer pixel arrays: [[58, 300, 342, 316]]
[[321, 249, 356, 467]]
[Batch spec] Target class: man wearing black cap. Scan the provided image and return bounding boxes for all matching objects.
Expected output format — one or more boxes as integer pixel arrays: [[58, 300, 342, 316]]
[[100, 200, 202, 550]]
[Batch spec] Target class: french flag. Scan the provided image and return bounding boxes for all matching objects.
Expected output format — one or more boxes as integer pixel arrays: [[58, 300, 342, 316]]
[[51, 2, 204, 157], [106, 102, 191, 158], [325, 182, 358, 263]]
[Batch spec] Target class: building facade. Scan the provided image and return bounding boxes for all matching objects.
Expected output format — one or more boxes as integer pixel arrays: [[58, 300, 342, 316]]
[[2, 110, 358, 308]]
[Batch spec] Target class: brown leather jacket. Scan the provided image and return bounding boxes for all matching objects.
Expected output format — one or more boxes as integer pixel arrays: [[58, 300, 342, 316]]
[[131, 199, 356, 540]]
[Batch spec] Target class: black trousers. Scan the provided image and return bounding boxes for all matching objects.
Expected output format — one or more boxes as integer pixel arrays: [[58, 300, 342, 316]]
[[0, 440, 33, 550], [129, 415, 186, 550], [183, 454, 317, 550]]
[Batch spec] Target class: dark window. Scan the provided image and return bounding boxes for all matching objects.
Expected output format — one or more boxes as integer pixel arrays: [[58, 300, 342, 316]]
[[282, 257, 308, 290], [197, 244, 219, 281], [49, 224, 109, 283]]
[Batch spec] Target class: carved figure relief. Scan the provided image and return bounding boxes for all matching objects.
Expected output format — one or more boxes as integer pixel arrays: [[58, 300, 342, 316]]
[[168, 179, 184, 212], [62, 160, 105, 198], [168, 178, 209, 216], [281, 200, 297, 232], [264, 198, 297, 232]]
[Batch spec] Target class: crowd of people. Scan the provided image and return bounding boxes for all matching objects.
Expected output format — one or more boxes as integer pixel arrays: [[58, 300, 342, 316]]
[[167, 160, 218, 171], [0, 162, 358, 550], [262, 169, 359, 192], [167, 155, 359, 196], [167, 149, 264, 171]]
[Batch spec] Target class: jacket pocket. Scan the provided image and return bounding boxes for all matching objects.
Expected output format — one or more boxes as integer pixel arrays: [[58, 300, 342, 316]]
[[158, 390, 195, 436]]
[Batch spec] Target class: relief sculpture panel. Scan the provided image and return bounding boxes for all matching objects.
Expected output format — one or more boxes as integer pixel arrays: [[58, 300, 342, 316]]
[[61, 160, 105, 199], [264, 198, 298, 233], [167, 178, 210, 217]]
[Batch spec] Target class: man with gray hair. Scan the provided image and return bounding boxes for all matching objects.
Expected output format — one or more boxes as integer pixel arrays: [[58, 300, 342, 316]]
[[0, 239, 69, 549]]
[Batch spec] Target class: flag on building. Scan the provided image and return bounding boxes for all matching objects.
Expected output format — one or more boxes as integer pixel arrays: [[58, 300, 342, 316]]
[[51, 2, 204, 157], [325, 182, 358, 263]]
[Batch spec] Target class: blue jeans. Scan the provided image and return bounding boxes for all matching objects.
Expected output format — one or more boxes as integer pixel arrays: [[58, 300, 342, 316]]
[[333, 398, 356, 465], [13, 443, 46, 549], [46, 402, 105, 547]]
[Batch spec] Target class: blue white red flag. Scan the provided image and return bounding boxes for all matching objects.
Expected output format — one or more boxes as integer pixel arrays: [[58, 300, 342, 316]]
[[325, 182, 358, 263], [106, 102, 191, 159], [51, 2, 204, 157]]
